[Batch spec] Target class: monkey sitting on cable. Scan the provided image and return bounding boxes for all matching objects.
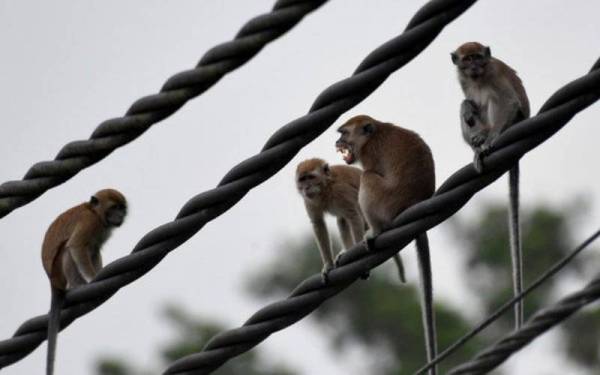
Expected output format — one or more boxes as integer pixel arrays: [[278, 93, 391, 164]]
[[41, 188, 127, 375], [452, 42, 530, 172], [296, 158, 406, 284], [335, 115, 438, 375], [452, 42, 530, 329]]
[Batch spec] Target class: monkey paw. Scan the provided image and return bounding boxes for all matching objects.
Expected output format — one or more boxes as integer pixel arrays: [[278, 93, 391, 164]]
[[334, 250, 346, 267], [363, 230, 378, 251], [321, 263, 334, 285], [480, 144, 491, 156], [470, 134, 487, 147]]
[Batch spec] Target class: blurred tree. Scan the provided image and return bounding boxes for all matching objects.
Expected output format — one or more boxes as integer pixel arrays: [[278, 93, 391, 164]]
[[95, 200, 599, 375], [248, 200, 599, 374], [247, 238, 483, 374], [452, 200, 600, 371], [95, 305, 298, 375]]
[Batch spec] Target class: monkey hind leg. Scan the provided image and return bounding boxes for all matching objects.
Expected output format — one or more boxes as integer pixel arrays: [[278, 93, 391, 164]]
[[47, 287, 64, 375], [508, 163, 524, 328], [416, 232, 438, 375]]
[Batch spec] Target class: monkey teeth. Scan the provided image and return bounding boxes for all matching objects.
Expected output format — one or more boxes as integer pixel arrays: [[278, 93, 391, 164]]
[[336, 146, 354, 163], [337, 147, 350, 159]]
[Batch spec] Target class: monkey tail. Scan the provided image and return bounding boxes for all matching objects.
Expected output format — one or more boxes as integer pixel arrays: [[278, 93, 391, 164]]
[[416, 232, 438, 375], [508, 163, 524, 329], [47, 287, 64, 375], [392, 254, 407, 283]]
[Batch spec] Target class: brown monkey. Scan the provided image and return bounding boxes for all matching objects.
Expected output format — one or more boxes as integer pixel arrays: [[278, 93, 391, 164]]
[[336, 115, 437, 375], [42, 188, 127, 375], [296, 158, 406, 283], [452, 42, 530, 328]]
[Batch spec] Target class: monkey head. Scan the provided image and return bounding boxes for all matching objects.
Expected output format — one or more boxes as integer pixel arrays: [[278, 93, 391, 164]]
[[451, 42, 491, 80], [335, 115, 376, 165], [90, 188, 128, 227], [296, 158, 331, 200]]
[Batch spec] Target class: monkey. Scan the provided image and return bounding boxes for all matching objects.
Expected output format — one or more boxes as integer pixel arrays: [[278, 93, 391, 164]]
[[452, 42, 530, 329], [335, 115, 438, 374], [296, 158, 406, 284], [41, 188, 127, 375]]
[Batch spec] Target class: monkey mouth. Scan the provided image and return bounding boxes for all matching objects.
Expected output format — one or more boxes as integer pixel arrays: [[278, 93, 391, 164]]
[[303, 186, 321, 199], [336, 144, 355, 164], [468, 68, 484, 80]]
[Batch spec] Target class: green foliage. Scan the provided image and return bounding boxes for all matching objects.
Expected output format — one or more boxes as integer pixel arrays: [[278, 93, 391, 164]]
[[94, 305, 297, 375], [248, 238, 482, 374], [452, 203, 589, 332], [95, 200, 600, 375], [451, 200, 599, 371], [96, 359, 133, 375]]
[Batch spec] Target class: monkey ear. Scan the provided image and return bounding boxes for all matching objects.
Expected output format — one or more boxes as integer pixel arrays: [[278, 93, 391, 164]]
[[362, 123, 375, 135], [90, 196, 99, 206], [451, 52, 458, 65], [484, 46, 491, 58]]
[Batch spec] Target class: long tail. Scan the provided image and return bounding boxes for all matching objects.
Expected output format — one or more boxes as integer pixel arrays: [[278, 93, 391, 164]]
[[47, 287, 64, 375], [508, 163, 523, 329], [392, 254, 407, 283], [416, 232, 438, 375]]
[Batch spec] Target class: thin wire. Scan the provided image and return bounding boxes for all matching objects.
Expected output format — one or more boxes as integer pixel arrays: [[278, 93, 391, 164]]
[[448, 273, 600, 374], [414, 228, 600, 375]]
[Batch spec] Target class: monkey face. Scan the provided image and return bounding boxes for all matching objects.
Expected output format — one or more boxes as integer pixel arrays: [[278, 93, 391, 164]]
[[91, 189, 128, 227], [451, 42, 490, 80], [296, 159, 330, 200], [336, 116, 375, 165], [106, 204, 127, 227], [297, 174, 322, 199]]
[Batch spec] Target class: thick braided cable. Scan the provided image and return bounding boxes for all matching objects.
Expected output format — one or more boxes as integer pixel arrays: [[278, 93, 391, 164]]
[[0, 0, 478, 368], [0, 0, 328, 219], [447, 275, 600, 374], [163, 59, 600, 374]]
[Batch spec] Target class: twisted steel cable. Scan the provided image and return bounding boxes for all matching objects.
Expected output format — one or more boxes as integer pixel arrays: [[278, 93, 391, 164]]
[[414, 228, 600, 375], [0, 0, 328, 220], [162, 59, 600, 374], [447, 274, 600, 374], [0, 0, 478, 368]]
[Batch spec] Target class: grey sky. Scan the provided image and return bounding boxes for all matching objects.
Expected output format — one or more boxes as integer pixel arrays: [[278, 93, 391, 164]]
[[1, 1, 599, 374]]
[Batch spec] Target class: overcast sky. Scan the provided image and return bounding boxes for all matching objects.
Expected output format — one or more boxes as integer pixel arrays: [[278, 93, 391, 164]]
[[1, 1, 599, 374]]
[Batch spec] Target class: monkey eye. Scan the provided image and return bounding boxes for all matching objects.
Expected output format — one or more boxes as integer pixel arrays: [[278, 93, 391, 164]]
[[115, 203, 126, 210]]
